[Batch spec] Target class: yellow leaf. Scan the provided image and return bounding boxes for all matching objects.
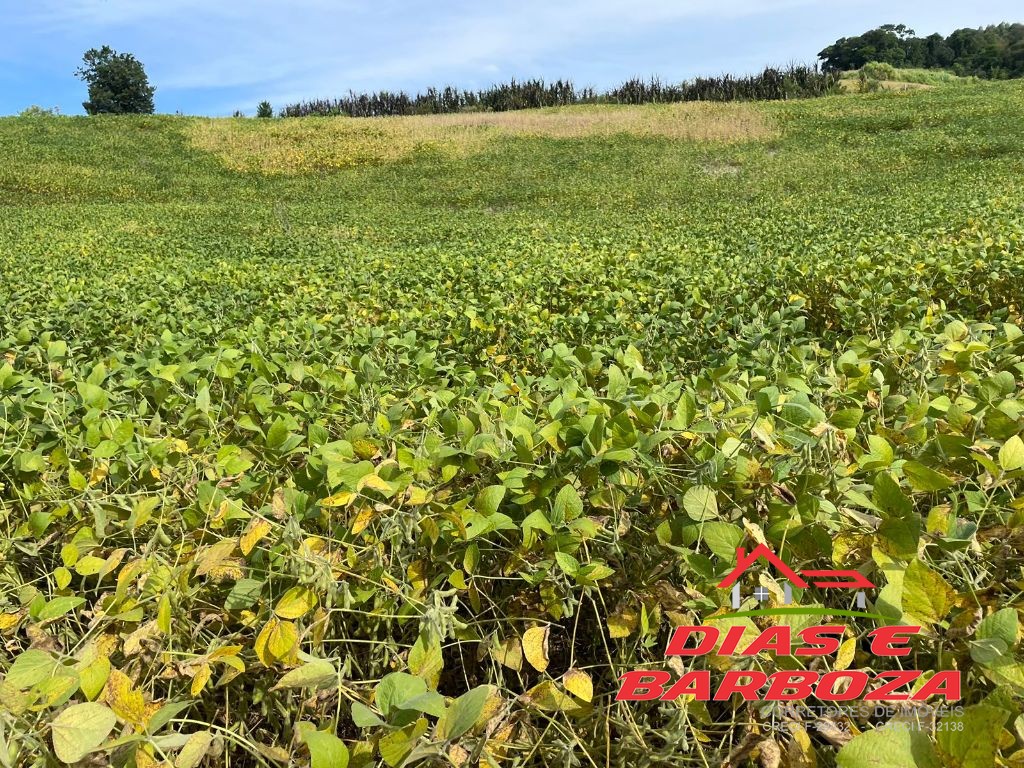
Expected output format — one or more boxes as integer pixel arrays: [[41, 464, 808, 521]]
[[56, 567, 73, 588], [352, 438, 379, 459], [75, 555, 107, 576], [176, 730, 214, 768], [116, 559, 145, 598], [350, 506, 374, 535], [523, 626, 549, 672], [449, 569, 467, 590], [787, 724, 817, 768], [218, 655, 245, 674], [563, 668, 593, 702], [209, 562, 244, 581], [210, 500, 232, 528], [302, 536, 326, 553], [835, 635, 857, 671], [97, 633, 120, 658], [157, 595, 172, 634], [320, 491, 356, 508], [190, 664, 212, 696], [255, 744, 291, 763], [518, 681, 586, 714], [255, 617, 299, 667], [447, 745, 470, 768], [100, 548, 127, 580], [358, 473, 393, 494], [194, 540, 238, 577], [407, 559, 428, 593], [270, 488, 287, 520], [406, 486, 431, 505], [490, 721, 515, 746], [209, 645, 244, 660], [274, 586, 319, 619], [310, 607, 329, 650], [254, 621, 273, 667], [902, 558, 956, 626], [103, 669, 159, 730], [0, 611, 23, 634], [239, 517, 272, 556], [479, 690, 504, 725], [89, 462, 109, 486], [607, 607, 639, 639], [491, 637, 523, 672], [741, 519, 769, 547], [124, 620, 162, 657]]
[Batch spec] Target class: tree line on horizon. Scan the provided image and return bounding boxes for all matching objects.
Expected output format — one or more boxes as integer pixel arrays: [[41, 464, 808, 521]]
[[279, 65, 837, 118], [818, 22, 1024, 78]]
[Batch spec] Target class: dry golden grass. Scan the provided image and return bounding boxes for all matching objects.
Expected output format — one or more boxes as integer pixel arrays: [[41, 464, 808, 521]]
[[837, 78, 934, 93], [187, 102, 775, 175], [416, 101, 772, 139]]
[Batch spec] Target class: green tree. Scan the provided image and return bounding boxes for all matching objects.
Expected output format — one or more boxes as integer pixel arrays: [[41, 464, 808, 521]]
[[75, 46, 155, 115], [819, 22, 1024, 78], [256, 100, 274, 118]]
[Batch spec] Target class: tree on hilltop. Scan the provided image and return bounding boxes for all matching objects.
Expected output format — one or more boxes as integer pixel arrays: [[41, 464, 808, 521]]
[[76, 46, 156, 115], [818, 22, 1024, 77]]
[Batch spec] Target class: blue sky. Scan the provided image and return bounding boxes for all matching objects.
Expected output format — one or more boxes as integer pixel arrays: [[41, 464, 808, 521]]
[[1, 0, 1020, 116]]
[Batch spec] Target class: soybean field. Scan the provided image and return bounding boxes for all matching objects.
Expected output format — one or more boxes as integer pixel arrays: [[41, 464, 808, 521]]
[[1, 79, 1024, 767]]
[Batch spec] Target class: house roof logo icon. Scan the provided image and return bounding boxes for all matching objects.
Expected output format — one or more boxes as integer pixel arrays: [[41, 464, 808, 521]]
[[718, 545, 875, 611]]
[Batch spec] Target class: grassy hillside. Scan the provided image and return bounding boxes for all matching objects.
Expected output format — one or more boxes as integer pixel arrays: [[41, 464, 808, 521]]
[[838, 63, 978, 93], [1, 80, 1024, 767]]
